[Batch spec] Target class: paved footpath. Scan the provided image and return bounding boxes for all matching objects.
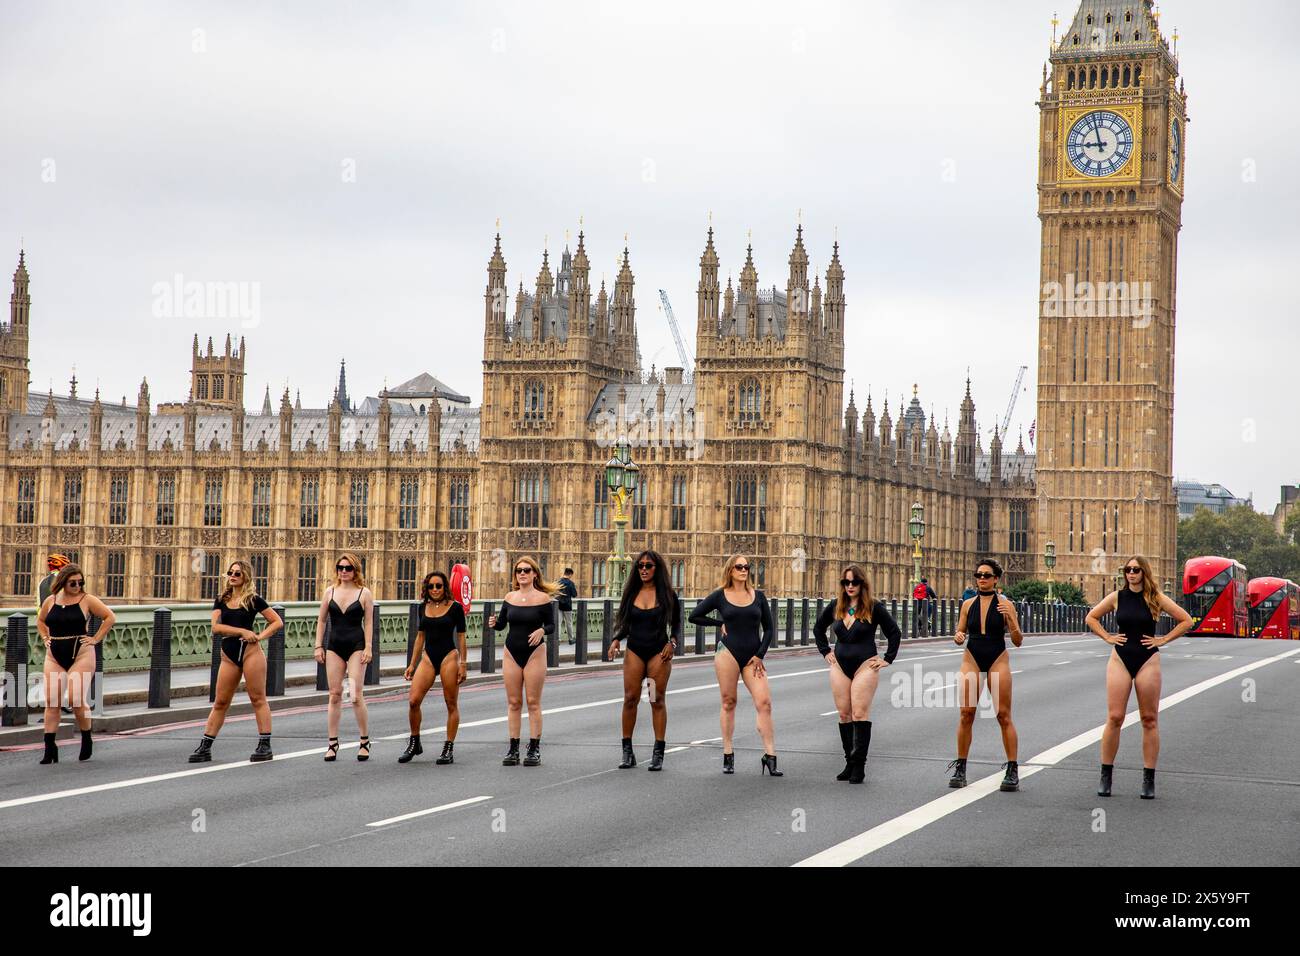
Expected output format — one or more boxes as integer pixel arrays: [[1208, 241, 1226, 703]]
[[1, 634, 1296, 867]]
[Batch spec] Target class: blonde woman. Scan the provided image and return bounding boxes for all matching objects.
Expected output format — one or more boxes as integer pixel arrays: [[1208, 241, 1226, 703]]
[[189, 560, 283, 763], [35, 564, 115, 764], [487, 555, 556, 767], [1086, 555, 1193, 799], [314, 552, 375, 762], [813, 565, 900, 784], [688, 555, 780, 776]]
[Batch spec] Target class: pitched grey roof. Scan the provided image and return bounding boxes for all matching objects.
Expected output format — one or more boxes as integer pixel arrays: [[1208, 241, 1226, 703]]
[[975, 451, 1036, 485], [389, 372, 471, 404], [721, 287, 788, 340], [1055, 0, 1168, 60]]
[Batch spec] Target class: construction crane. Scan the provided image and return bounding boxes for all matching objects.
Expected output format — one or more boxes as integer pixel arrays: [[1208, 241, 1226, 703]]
[[658, 290, 693, 370], [993, 365, 1029, 439]]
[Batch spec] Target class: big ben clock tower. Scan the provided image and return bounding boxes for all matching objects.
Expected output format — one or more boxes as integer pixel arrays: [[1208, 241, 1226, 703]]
[[1035, 0, 1186, 601]]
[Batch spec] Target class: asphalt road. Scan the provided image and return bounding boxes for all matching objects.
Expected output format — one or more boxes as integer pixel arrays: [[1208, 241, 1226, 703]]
[[2, 634, 1296, 867]]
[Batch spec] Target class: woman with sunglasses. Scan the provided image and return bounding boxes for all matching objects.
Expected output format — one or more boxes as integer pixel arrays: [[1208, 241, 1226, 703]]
[[948, 558, 1022, 791], [189, 560, 283, 763], [399, 570, 468, 765], [314, 552, 375, 762], [813, 565, 900, 784], [35, 565, 115, 764], [1085, 555, 1192, 799], [487, 555, 556, 767], [608, 549, 681, 771], [688, 555, 780, 776]]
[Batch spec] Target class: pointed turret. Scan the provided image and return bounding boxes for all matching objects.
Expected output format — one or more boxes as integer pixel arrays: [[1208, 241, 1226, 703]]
[[955, 375, 977, 479], [336, 359, 351, 413], [823, 241, 845, 337], [696, 226, 720, 341], [786, 224, 809, 317], [862, 391, 876, 447], [261, 384, 272, 416], [739, 242, 758, 298], [990, 423, 1004, 483]]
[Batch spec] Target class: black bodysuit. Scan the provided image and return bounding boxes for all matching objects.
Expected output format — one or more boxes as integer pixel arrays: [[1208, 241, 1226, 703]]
[[688, 589, 774, 669], [327, 590, 367, 661], [493, 600, 556, 668], [614, 599, 683, 664], [214, 594, 271, 667], [813, 601, 901, 678], [1114, 587, 1159, 679], [420, 601, 466, 671], [45, 598, 88, 670], [964, 593, 1008, 672]]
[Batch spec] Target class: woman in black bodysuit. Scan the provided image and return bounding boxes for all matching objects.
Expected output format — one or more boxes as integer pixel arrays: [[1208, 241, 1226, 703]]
[[399, 570, 468, 764], [949, 558, 1022, 791], [35, 565, 115, 765], [487, 555, 556, 767], [689, 555, 780, 776], [313, 552, 375, 762], [1085, 554, 1192, 799], [814, 565, 900, 784], [189, 559, 283, 763], [608, 549, 681, 771]]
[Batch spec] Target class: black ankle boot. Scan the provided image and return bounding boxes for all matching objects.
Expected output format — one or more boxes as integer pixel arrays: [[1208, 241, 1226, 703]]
[[1140, 767, 1156, 800], [947, 758, 967, 788], [618, 737, 636, 769], [647, 740, 665, 772], [189, 735, 214, 763], [250, 735, 273, 762], [397, 735, 423, 764], [848, 720, 871, 784], [722, 752, 734, 774], [502, 738, 520, 766], [1000, 760, 1020, 792], [523, 738, 542, 766], [835, 722, 854, 781], [1098, 763, 1113, 797], [79, 729, 93, 762], [760, 753, 783, 777], [40, 733, 58, 765], [436, 741, 454, 765]]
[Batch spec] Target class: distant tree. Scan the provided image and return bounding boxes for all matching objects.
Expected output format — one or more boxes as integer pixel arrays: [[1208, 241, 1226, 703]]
[[1284, 510, 1300, 546], [1177, 505, 1300, 581], [1004, 579, 1085, 605]]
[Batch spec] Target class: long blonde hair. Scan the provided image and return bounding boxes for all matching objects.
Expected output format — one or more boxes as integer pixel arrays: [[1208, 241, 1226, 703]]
[[719, 554, 755, 592], [1125, 554, 1162, 619], [220, 559, 258, 610], [333, 552, 366, 590], [513, 555, 558, 596], [834, 564, 875, 623]]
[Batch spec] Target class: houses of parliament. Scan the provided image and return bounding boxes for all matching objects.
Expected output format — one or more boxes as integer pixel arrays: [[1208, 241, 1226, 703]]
[[0, 0, 1183, 608]]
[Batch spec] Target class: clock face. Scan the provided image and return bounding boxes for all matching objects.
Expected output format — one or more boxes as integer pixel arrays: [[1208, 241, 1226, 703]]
[[1065, 110, 1134, 177], [1169, 117, 1182, 184]]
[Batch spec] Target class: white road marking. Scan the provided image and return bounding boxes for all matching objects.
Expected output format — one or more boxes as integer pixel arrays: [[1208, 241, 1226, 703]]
[[1053, 660, 1072, 666], [819, 710, 839, 717], [367, 795, 492, 828], [794, 644, 1300, 867]]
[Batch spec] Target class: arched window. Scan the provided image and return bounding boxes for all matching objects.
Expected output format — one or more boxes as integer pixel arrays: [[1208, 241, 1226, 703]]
[[1128, 189, 1137, 203], [1133, 65, 1141, 85], [523, 379, 546, 422], [1083, 192, 1093, 207], [1100, 66, 1108, 88], [738, 378, 763, 424], [1112, 66, 1119, 86], [1061, 192, 1071, 208], [1123, 65, 1131, 86], [1067, 69, 1075, 90], [1105, 190, 1115, 205]]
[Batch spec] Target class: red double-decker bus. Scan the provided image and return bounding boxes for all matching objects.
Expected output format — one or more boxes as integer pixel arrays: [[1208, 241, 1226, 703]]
[[1248, 577, 1300, 639], [1181, 556, 1248, 636]]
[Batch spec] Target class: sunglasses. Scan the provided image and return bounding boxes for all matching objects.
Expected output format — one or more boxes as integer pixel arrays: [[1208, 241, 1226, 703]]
[[974, 572, 996, 580], [427, 580, 444, 588], [840, 579, 860, 588], [636, 562, 655, 570], [515, 567, 534, 575], [336, 564, 354, 572], [1123, 566, 1143, 574], [733, 564, 750, 572], [227, 571, 243, 578], [66, 579, 84, 588]]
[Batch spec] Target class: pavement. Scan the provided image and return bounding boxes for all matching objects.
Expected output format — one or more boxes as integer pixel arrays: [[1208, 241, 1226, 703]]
[[1, 633, 1296, 867]]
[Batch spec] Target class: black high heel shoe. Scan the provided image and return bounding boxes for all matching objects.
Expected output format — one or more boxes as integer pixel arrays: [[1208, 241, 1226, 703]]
[[1098, 763, 1113, 797], [761, 754, 784, 777], [79, 730, 93, 762], [323, 737, 340, 762], [618, 738, 636, 769], [1140, 767, 1156, 800], [357, 736, 372, 762], [647, 740, 665, 772], [436, 741, 455, 764], [398, 735, 423, 764], [39, 733, 58, 765], [722, 752, 734, 774]]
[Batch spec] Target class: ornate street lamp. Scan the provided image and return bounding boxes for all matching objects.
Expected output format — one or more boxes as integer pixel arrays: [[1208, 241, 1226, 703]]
[[604, 441, 639, 597], [1044, 540, 1057, 602], [908, 501, 926, 588]]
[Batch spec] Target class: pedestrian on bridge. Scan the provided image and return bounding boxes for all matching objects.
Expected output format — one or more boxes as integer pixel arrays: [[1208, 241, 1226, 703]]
[[189, 560, 283, 764], [399, 570, 468, 765], [1085, 554, 1193, 800], [689, 555, 781, 777], [315, 553, 375, 762], [814, 565, 900, 785], [488, 555, 556, 767], [36, 564, 115, 765], [608, 549, 681, 771], [949, 558, 1023, 792]]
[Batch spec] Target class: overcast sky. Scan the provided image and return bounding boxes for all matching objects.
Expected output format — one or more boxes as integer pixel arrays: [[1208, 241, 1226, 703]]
[[2, 1, 1297, 510]]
